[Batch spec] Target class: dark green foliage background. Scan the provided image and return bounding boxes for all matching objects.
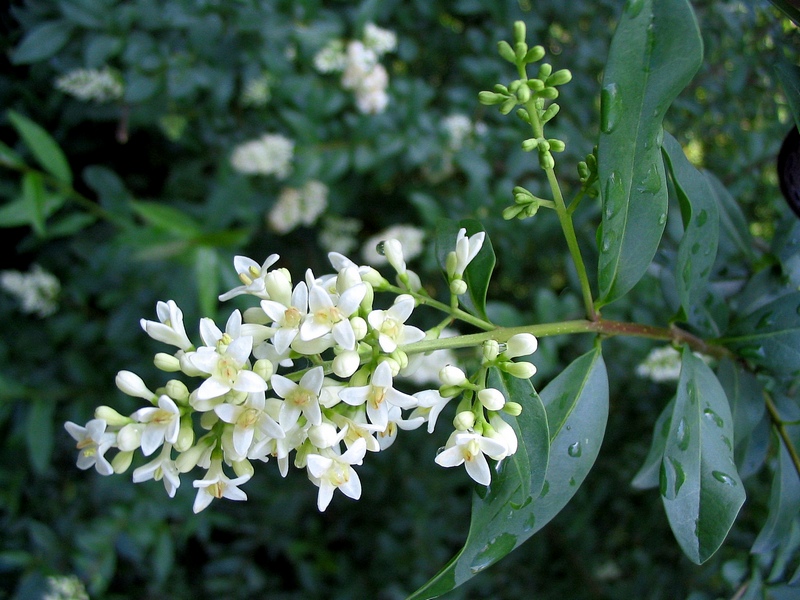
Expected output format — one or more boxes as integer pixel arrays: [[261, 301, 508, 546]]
[[0, 0, 798, 598]]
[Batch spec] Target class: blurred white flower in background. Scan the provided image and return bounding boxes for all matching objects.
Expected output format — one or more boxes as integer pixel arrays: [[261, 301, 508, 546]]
[[0, 264, 60, 317], [230, 133, 294, 178], [268, 180, 329, 234], [54, 66, 123, 103]]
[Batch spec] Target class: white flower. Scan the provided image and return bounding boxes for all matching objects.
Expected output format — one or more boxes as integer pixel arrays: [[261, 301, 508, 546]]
[[132, 442, 181, 497], [442, 114, 473, 152], [214, 391, 284, 457], [240, 74, 271, 107], [367, 294, 425, 353], [411, 389, 451, 433], [435, 431, 507, 486], [636, 345, 682, 382], [0, 264, 60, 317], [43, 575, 89, 600], [192, 458, 250, 513], [376, 404, 425, 450], [230, 133, 294, 178], [488, 413, 518, 460], [306, 437, 367, 511], [313, 39, 348, 73], [339, 361, 417, 431], [140, 300, 193, 351], [260, 281, 308, 354], [363, 23, 397, 56], [299, 283, 366, 351], [362, 224, 425, 266], [268, 181, 329, 234], [477, 388, 506, 411], [54, 67, 123, 103], [190, 335, 267, 401], [272, 366, 325, 429], [503, 333, 539, 358], [115, 370, 156, 401], [64, 419, 116, 475], [130, 395, 182, 456], [219, 254, 280, 301], [451, 228, 486, 278]]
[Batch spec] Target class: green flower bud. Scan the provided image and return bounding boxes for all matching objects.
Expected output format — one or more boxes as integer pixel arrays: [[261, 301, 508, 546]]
[[154, 352, 181, 372], [538, 151, 555, 170], [112, 450, 134, 474], [493, 83, 510, 94], [350, 366, 371, 388], [165, 379, 190, 402], [513, 185, 534, 200], [94, 405, 132, 427], [445, 250, 458, 278], [233, 458, 254, 479], [521, 138, 539, 152], [541, 103, 560, 123], [514, 41, 528, 61], [503, 401, 523, 416], [515, 108, 531, 123], [537, 139, 551, 152], [526, 78, 545, 92], [516, 84, 531, 103], [503, 360, 537, 379], [175, 414, 195, 452], [547, 68, 573, 87], [503, 205, 525, 220], [497, 40, 516, 63], [537, 63, 553, 79], [253, 358, 274, 381], [478, 90, 505, 106], [548, 139, 566, 153], [439, 384, 463, 398], [537, 87, 559, 100], [524, 44, 546, 63], [200, 410, 218, 430], [499, 97, 518, 115], [482, 339, 500, 362], [513, 21, 527, 45], [450, 279, 468, 295]]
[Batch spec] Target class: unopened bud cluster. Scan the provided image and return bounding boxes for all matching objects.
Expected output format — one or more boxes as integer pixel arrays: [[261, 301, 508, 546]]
[[65, 228, 537, 513]]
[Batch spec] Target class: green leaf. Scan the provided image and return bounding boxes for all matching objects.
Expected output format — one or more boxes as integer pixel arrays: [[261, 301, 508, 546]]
[[706, 171, 757, 264], [751, 441, 800, 554], [409, 346, 607, 599], [631, 396, 675, 490], [10, 21, 74, 64], [7, 110, 73, 185], [716, 358, 764, 445], [408, 369, 548, 599], [83, 165, 131, 217], [722, 291, 800, 379], [0, 141, 26, 169], [194, 246, 220, 319], [434, 218, 495, 321], [661, 348, 745, 564], [661, 132, 720, 330], [0, 193, 67, 229], [21, 171, 47, 236], [130, 201, 202, 238], [596, 0, 703, 307]]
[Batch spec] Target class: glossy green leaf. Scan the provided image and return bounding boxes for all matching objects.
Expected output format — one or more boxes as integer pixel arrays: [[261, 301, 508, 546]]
[[705, 172, 757, 264], [751, 441, 800, 554], [22, 172, 47, 237], [407, 369, 548, 599], [10, 21, 74, 64], [661, 132, 719, 329], [596, 0, 702, 307], [631, 396, 675, 490], [7, 110, 73, 186], [434, 218, 495, 321], [716, 358, 764, 445], [410, 346, 607, 599], [130, 201, 202, 238], [661, 348, 745, 564], [722, 291, 800, 379]]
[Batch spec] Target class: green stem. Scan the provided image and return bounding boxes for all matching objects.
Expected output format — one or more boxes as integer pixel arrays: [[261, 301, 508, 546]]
[[382, 283, 495, 331], [401, 318, 731, 359], [764, 391, 800, 481]]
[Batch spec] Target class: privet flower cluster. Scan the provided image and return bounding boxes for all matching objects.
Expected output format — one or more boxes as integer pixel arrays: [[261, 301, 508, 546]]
[[65, 230, 538, 513]]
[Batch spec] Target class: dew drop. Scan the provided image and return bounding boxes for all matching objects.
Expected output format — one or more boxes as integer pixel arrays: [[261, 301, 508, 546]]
[[636, 164, 661, 194], [658, 213, 667, 225], [569, 477, 576, 486], [696, 209, 708, 227], [676, 417, 690, 451], [375, 241, 386, 256], [703, 408, 723, 428], [603, 171, 625, 220], [712, 470, 736, 486], [469, 533, 517, 574], [539, 480, 550, 498], [567, 441, 583, 458], [522, 512, 537, 533], [600, 83, 621, 134], [660, 457, 686, 498], [756, 311, 774, 329]]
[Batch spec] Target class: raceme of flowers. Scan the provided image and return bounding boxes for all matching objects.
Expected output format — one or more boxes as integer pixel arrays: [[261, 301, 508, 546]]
[[267, 180, 329, 234], [54, 66, 124, 103], [229, 133, 295, 179], [313, 22, 397, 115], [65, 229, 537, 513]]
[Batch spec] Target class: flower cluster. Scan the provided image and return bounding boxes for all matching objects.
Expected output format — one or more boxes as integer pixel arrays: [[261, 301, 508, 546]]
[[267, 180, 329, 234], [313, 22, 397, 114], [230, 133, 295, 179], [65, 230, 537, 513], [54, 67, 124, 103], [0, 264, 60, 317]]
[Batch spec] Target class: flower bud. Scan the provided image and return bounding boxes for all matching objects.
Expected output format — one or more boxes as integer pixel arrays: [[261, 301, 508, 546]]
[[380, 357, 401, 377], [175, 415, 195, 452], [549, 139, 566, 153], [165, 379, 190, 402], [154, 352, 181, 372], [390, 350, 409, 371], [232, 458, 254, 479], [112, 450, 134, 474], [333, 350, 360, 378], [547, 68, 573, 87], [450, 279, 468, 295], [176, 442, 207, 472], [117, 423, 144, 451], [253, 358, 274, 382], [264, 269, 292, 306], [349, 366, 370, 388], [513, 21, 526, 44], [537, 87, 559, 101], [521, 138, 539, 152], [383, 239, 406, 274], [308, 422, 339, 448], [505, 333, 538, 358], [516, 84, 531, 103], [453, 410, 476, 431], [483, 340, 500, 362], [200, 410, 218, 430], [538, 150, 555, 170], [538, 63, 553, 79], [478, 388, 506, 411], [351, 316, 368, 341], [497, 40, 516, 63], [439, 384, 462, 398], [478, 91, 505, 106], [503, 360, 537, 379], [503, 205, 525, 220], [439, 364, 467, 386], [116, 371, 156, 401], [94, 405, 132, 427], [524, 45, 545, 63], [542, 103, 561, 124], [445, 251, 458, 278], [503, 401, 523, 416], [499, 97, 517, 115]]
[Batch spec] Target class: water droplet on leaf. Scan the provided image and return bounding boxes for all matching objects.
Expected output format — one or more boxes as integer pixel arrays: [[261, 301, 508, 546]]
[[567, 441, 583, 457], [676, 417, 690, 451], [703, 408, 723, 428], [712, 470, 736, 486], [600, 83, 621, 134]]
